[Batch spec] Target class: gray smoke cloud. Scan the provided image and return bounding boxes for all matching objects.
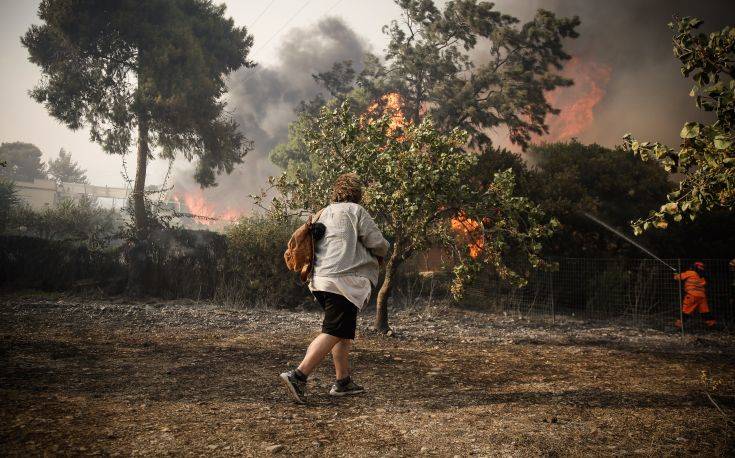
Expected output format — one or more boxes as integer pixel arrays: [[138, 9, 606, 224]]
[[173, 2, 734, 217], [172, 17, 368, 217], [491, 0, 735, 148]]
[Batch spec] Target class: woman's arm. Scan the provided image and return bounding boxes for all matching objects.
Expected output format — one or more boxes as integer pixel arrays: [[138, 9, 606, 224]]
[[357, 206, 389, 258]]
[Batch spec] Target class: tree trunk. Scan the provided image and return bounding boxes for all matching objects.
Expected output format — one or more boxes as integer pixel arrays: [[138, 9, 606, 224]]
[[126, 115, 150, 296], [373, 242, 402, 333]]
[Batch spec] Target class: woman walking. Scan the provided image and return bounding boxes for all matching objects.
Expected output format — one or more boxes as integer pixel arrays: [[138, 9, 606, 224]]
[[280, 173, 389, 404]]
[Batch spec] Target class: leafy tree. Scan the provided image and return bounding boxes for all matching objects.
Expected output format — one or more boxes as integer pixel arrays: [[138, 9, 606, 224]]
[[527, 141, 673, 257], [47, 148, 88, 184], [524, 141, 735, 260], [375, 0, 580, 148], [624, 17, 735, 233], [23, 0, 254, 294], [264, 103, 555, 332], [272, 0, 580, 174], [0, 142, 47, 181]]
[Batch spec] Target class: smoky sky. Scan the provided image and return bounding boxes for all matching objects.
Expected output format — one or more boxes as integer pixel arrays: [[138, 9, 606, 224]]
[[173, 16, 368, 214], [492, 0, 735, 147], [174, 1, 735, 214]]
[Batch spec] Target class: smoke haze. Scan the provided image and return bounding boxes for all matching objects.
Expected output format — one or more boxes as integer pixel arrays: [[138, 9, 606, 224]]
[[492, 0, 735, 148], [172, 1, 734, 217], [172, 17, 368, 217]]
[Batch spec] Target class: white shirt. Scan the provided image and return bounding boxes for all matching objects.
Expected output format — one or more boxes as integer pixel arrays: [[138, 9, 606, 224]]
[[309, 275, 372, 310], [312, 202, 389, 286]]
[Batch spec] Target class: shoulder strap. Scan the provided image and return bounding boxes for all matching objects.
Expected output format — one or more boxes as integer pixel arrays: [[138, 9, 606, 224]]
[[314, 207, 326, 222]]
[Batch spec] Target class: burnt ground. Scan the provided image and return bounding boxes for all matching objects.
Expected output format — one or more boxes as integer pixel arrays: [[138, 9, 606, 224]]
[[1, 292, 734, 457]]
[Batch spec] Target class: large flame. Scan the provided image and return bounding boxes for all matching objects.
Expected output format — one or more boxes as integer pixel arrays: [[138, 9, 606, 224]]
[[171, 188, 242, 226], [451, 212, 485, 259], [180, 189, 217, 225], [544, 57, 612, 141]]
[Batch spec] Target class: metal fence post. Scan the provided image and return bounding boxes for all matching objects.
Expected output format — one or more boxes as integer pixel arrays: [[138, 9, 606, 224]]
[[677, 258, 684, 340], [550, 270, 556, 325]]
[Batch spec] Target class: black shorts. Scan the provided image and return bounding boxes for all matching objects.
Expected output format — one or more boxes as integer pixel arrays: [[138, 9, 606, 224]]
[[313, 291, 358, 339]]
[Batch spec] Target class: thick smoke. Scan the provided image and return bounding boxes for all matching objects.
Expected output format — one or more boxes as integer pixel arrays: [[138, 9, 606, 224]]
[[172, 17, 368, 217], [173, 2, 734, 218], [491, 0, 735, 148]]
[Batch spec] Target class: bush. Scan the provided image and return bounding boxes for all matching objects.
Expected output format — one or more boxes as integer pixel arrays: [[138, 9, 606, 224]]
[[0, 179, 19, 233], [144, 227, 228, 299], [0, 195, 127, 292], [6, 195, 122, 249], [218, 215, 308, 307], [0, 235, 125, 291], [1, 199, 312, 306]]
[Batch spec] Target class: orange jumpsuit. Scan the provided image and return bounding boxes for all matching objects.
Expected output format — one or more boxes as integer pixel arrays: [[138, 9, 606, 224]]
[[674, 270, 715, 327]]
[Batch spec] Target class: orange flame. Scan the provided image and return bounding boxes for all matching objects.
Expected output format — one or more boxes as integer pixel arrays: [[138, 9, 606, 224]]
[[180, 190, 217, 225], [366, 92, 409, 135], [451, 212, 484, 259], [171, 189, 243, 226], [543, 57, 612, 141], [220, 208, 241, 222]]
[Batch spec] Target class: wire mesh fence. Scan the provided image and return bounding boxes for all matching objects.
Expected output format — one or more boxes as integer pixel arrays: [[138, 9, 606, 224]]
[[395, 258, 735, 333]]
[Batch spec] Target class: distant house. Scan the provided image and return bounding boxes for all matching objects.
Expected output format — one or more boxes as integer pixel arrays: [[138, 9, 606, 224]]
[[12, 178, 130, 210], [12, 178, 57, 210]]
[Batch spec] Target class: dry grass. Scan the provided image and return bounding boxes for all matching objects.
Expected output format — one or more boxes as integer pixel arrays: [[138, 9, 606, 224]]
[[1, 292, 733, 456]]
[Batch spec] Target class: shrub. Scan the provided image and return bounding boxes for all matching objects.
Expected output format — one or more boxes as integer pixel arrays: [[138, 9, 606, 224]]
[[144, 227, 227, 299], [218, 215, 308, 308], [6, 195, 122, 249], [0, 179, 19, 233], [0, 235, 125, 291]]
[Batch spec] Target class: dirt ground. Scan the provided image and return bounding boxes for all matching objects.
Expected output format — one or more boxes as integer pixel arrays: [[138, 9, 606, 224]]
[[1, 292, 734, 457]]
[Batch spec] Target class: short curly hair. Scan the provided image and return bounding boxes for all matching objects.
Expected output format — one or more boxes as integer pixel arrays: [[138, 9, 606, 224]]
[[331, 173, 363, 204]]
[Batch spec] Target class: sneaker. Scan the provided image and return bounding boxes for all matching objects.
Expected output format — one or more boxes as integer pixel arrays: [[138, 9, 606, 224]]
[[280, 370, 306, 404], [329, 377, 365, 396]]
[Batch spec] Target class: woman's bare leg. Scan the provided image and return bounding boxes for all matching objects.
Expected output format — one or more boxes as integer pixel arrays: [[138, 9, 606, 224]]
[[297, 333, 340, 376], [331, 339, 352, 380]]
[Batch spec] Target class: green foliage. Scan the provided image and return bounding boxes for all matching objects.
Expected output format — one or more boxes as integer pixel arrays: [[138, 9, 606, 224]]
[[528, 141, 672, 256], [145, 228, 227, 299], [624, 17, 735, 233], [7, 196, 122, 250], [22, 0, 254, 187], [272, 0, 580, 176], [0, 235, 125, 291], [0, 142, 47, 181], [0, 180, 20, 233], [47, 148, 87, 184], [263, 102, 556, 299], [219, 216, 307, 307], [379, 0, 580, 148]]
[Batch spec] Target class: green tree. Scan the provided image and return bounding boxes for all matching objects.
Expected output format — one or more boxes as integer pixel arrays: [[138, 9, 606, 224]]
[[23, 0, 254, 294], [0, 142, 47, 181], [527, 141, 673, 257], [272, 0, 580, 174], [624, 17, 735, 233], [265, 103, 555, 332], [376, 0, 580, 148], [47, 148, 88, 184]]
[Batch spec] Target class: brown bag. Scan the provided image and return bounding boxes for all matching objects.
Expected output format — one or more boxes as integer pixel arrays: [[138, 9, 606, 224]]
[[284, 209, 324, 284]]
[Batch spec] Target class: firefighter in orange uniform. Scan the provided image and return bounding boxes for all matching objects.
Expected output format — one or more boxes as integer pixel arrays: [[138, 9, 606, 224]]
[[674, 261, 716, 328]]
